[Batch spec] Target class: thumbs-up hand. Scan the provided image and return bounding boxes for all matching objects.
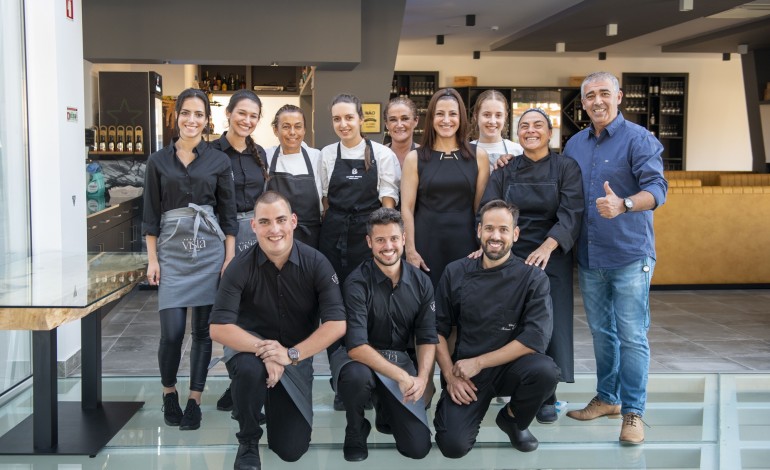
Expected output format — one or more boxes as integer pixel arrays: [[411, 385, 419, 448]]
[[596, 181, 624, 219]]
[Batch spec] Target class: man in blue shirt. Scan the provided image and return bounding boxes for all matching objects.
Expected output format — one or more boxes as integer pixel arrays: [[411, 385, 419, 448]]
[[563, 72, 668, 445]]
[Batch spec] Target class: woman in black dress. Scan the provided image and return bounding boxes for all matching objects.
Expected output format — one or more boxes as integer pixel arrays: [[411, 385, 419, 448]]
[[480, 108, 584, 423], [210, 90, 267, 254], [143, 88, 236, 430], [401, 88, 489, 288]]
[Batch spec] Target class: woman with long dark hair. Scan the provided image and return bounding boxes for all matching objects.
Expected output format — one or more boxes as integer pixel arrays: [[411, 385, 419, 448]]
[[143, 88, 236, 430], [384, 96, 420, 167]]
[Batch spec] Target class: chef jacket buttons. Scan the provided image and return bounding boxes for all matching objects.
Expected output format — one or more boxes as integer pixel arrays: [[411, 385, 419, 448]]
[[642, 265, 650, 273]]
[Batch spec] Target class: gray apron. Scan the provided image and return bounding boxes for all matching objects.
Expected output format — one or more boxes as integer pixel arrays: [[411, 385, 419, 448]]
[[235, 210, 257, 253], [487, 140, 510, 170], [157, 203, 225, 310], [330, 346, 430, 430], [222, 334, 314, 427]]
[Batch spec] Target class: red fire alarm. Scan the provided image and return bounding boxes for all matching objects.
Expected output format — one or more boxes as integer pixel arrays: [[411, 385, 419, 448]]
[[66, 0, 74, 20]]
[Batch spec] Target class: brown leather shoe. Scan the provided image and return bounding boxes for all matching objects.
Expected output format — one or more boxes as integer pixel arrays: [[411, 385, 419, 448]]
[[566, 396, 621, 421], [619, 412, 645, 445]]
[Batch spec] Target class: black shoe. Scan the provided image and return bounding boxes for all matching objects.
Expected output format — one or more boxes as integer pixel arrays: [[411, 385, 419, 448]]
[[179, 399, 202, 431], [333, 392, 346, 411], [217, 386, 233, 411], [343, 419, 371, 462], [536, 403, 558, 424], [495, 407, 539, 452], [162, 391, 183, 427], [234, 439, 261, 470]]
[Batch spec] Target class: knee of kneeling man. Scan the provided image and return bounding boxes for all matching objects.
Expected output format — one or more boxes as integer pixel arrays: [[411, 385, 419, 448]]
[[436, 434, 472, 459], [398, 439, 432, 460], [273, 442, 309, 463]]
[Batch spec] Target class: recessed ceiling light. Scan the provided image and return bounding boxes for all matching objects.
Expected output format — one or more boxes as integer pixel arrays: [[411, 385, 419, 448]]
[[606, 23, 618, 36], [679, 0, 693, 11], [556, 42, 566, 53]]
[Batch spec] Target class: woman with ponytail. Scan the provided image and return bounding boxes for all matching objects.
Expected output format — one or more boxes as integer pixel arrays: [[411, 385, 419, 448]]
[[210, 90, 268, 253], [319, 93, 401, 282]]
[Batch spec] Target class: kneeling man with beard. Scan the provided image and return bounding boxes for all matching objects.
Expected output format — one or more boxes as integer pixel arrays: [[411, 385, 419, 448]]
[[433, 199, 560, 458]]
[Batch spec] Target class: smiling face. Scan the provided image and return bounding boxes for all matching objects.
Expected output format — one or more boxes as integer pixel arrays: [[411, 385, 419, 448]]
[[477, 207, 518, 262], [477, 99, 507, 143], [176, 97, 208, 140], [517, 111, 552, 155], [385, 103, 418, 145], [367, 222, 405, 268], [226, 98, 260, 140], [332, 102, 363, 146], [581, 78, 623, 134], [252, 199, 297, 259], [433, 98, 460, 139], [274, 111, 305, 154]]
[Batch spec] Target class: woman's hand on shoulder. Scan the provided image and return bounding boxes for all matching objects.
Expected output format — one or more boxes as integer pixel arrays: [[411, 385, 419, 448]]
[[406, 249, 429, 272]]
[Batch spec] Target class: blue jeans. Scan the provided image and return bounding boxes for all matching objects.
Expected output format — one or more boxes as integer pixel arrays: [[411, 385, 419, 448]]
[[578, 257, 654, 416]]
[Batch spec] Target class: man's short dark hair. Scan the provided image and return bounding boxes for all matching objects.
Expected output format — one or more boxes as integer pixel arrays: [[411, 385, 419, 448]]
[[479, 199, 519, 227], [366, 208, 404, 235], [254, 190, 292, 214]]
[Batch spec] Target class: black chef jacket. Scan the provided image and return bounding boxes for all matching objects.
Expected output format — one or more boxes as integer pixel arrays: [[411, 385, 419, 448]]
[[344, 259, 438, 351], [210, 133, 267, 213], [210, 241, 346, 346], [435, 256, 553, 363], [142, 138, 237, 237]]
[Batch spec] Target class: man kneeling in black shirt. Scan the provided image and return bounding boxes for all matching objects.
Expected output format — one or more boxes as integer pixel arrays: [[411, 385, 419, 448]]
[[211, 191, 346, 470], [433, 199, 560, 457], [331, 208, 437, 462]]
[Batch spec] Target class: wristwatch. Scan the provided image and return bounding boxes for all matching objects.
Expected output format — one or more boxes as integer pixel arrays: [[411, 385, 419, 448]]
[[287, 347, 300, 366], [623, 197, 634, 213]]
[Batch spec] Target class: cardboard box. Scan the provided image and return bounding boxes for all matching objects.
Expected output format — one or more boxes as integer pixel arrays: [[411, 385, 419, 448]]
[[569, 76, 585, 87], [453, 76, 478, 87]]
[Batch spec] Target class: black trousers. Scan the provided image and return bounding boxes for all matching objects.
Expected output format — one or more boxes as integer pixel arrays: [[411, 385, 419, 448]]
[[338, 362, 431, 459], [158, 305, 212, 392], [434, 353, 560, 459], [225, 352, 311, 462]]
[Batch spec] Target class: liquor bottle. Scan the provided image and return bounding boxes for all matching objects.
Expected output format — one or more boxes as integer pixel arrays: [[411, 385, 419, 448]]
[[126, 134, 133, 152], [108, 135, 115, 151], [228, 74, 236, 90], [650, 113, 656, 126], [99, 134, 106, 152], [135, 135, 143, 152], [117, 134, 124, 152]]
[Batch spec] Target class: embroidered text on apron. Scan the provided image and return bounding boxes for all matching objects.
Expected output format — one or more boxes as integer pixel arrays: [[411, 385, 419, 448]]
[[157, 203, 226, 310], [503, 153, 574, 381], [235, 210, 256, 253], [267, 147, 322, 248], [223, 333, 314, 426], [329, 346, 430, 430], [318, 141, 380, 281]]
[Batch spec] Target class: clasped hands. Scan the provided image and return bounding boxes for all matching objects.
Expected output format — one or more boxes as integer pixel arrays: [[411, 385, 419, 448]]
[[254, 339, 290, 388], [446, 358, 482, 405]]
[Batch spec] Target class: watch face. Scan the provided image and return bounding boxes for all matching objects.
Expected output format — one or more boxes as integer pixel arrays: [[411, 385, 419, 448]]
[[288, 348, 299, 360], [624, 198, 633, 209]]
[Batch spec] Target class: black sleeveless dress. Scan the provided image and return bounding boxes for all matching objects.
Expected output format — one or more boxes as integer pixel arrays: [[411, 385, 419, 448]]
[[414, 148, 478, 287]]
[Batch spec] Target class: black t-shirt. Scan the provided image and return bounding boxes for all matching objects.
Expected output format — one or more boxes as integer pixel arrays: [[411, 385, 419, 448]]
[[344, 259, 438, 351], [210, 241, 345, 346], [210, 133, 266, 213], [435, 255, 553, 361], [142, 138, 237, 236]]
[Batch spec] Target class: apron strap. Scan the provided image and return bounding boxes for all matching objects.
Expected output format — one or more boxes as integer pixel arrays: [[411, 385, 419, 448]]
[[188, 203, 226, 260]]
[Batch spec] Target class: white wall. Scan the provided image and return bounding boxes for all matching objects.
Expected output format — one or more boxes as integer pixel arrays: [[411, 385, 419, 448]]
[[396, 54, 752, 171]]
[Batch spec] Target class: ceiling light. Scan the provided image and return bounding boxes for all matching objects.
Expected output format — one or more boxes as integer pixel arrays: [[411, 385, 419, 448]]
[[738, 43, 748, 54], [466, 14, 476, 26], [679, 0, 693, 12], [473, 50, 481, 59], [556, 42, 566, 53], [598, 52, 607, 60], [436, 34, 444, 45], [722, 53, 731, 61], [606, 23, 618, 36], [270, 61, 278, 67]]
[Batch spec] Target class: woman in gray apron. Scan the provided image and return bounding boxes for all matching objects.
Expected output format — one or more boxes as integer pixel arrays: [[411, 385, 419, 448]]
[[143, 88, 237, 431], [319, 94, 401, 282], [479, 107, 584, 424], [384, 96, 420, 168], [266, 104, 323, 248], [469, 89, 524, 171], [210, 90, 267, 254]]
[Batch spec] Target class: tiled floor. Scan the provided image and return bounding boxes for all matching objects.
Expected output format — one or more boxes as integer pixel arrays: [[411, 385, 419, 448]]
[[0, 287, 768, 469]]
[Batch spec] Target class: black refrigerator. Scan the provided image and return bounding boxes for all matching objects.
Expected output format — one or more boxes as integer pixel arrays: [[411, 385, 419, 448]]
[[97, 71, 164, 158]]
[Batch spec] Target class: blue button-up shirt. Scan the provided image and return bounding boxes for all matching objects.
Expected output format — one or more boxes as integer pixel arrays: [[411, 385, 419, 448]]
[[563, 113, 668, 269]]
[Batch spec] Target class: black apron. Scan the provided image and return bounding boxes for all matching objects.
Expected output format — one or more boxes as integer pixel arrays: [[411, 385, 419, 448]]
[[267, 147, 322, 248], [503, 153, 574, 382], [318, 141, 380, 281]]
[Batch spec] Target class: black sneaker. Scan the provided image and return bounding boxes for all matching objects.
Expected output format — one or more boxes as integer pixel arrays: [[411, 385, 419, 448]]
[[343, 419, 371, 462], [217, 386, 233, 411], [234, 439, 261, 470], [162, 391, 183, 427], [536, 403, 558, 424], [495, 406, 539, 452], [179, 398, 202, 431]]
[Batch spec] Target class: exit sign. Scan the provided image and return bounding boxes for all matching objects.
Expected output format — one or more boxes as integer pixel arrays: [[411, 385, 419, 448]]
[[66, 0, 74, 20]]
